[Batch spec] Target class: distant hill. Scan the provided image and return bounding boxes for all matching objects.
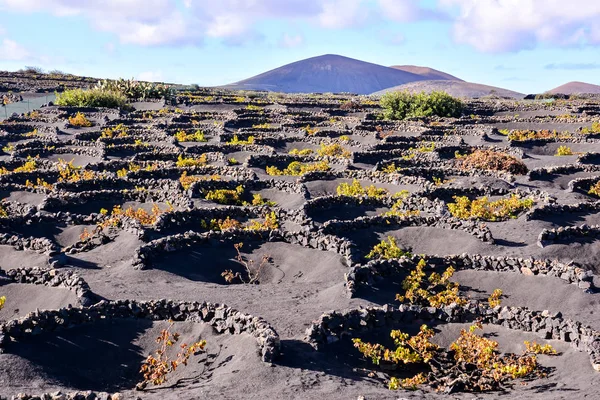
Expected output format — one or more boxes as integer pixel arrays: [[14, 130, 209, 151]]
[[373, 80, 525, 99], [546, 81, 600, 95], [390, 65, 463, 81], [222, 54, 430, 95]]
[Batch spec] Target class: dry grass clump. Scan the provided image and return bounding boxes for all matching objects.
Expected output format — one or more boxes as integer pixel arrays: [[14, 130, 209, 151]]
[[458, 150, 528, 175], [99, 204, 173, 229], [317, 143, 351, 158], [222, 242, 272, 284], [507, 129, 570, 142], [179, 171, 220, 190], [201, 212, 278, 234], [138, 321, 206, 389], [57, 158, 100, 182], [448, 195, 534, 221], [68, 112, 93, 127], [555, 145, 573, 156]]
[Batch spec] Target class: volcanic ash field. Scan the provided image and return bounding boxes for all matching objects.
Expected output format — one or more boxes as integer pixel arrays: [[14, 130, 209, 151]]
[[1, 87, 600, 399]]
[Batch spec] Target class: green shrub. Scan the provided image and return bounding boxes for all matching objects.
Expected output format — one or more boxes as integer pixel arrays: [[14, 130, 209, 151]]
[[56, 88, 127, 108], [448, 195, 534, 221], [380, 91, 463, 120]]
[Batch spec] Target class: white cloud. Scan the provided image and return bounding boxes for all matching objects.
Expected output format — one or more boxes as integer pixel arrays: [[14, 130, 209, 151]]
[[0, 0, 444, 47], [5, 0, 598, 52], [279, 33, 304, 48], [439, 0, 600, 52], [0, 39, 32, 61], [0, 0, 200, 46], [317, 0, 368, 29], [377, 0, 421, 22]]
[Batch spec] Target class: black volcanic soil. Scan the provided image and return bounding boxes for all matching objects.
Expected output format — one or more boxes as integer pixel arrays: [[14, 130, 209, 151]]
[[0, 83, 600, 399]]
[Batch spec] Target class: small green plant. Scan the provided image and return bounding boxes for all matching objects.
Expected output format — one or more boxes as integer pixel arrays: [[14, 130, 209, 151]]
[[288, 148, 314, 156], [251, 193, 276, 207], [524, 341, 557, 355], [175, 129, 207, 142], [13, 156, 38, 173], [395, 259, 466, 307], [380, 91, 463, 120], [204, 185, 245, 205], [381, 162, 402, 173], [227, 134, 254, 145], [227, 158, 239, 166], [336, 179, 388, 198], [366, 236, 411, 260], [555, 145, 573, 156], [266, 161, 330, 176], [588, 182, 600, 197], [252, 123, 272, 129], [581, 122, 600, 134], [101, 124, 129, 139], [448, 195, 534, 221], [488, 289, 503, 307], [303, 125, 319, 135], [416, 142, 435, 152], [176, 154, 208, 167]]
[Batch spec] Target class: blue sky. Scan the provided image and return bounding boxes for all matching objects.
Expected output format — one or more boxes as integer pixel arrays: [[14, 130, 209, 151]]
[[0, 0, 599, 93]]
